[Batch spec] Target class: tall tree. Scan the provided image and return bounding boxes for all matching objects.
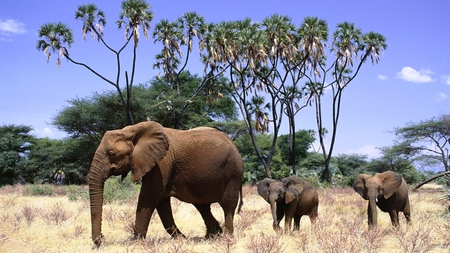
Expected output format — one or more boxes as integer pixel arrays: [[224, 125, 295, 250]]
[[152, 12, 226, 129], [303, 21, 387, 181], [37, 1, 154, 125]]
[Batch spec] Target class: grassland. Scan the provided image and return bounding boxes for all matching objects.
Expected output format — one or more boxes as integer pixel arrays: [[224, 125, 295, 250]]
[[0, 184, 448, 252]]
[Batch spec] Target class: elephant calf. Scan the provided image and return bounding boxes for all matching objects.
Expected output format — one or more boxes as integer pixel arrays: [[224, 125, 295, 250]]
[[353, 171, 411, 228], [257, 175, 318, 232]]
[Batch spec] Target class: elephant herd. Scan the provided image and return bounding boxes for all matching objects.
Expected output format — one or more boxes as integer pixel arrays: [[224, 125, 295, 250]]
[[256, 170, 411, 234], [88, 121, 411, 246]]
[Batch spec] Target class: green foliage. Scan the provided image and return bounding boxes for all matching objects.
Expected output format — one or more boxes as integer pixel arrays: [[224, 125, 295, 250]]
[[334, 153, 368, 177], [235, 132, 285, 183], [393, 114, 450, 172], [67, 185, 89, 201], [103, 175, 140, 204], [365, 146, 425, 184], [0, 125, 35, 185], [277, 130, 315, 167], [144, 72, 238, 129], [22, 184, 53, 196]]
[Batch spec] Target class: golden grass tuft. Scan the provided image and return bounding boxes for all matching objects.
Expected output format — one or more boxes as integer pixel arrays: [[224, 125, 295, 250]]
[[0, 184, 448, 252]]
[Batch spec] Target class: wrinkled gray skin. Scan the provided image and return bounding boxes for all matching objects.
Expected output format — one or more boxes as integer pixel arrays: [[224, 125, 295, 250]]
[[88, 121, 244, 246], [257, 175, 318, 232], [353, 171, 411, 228]]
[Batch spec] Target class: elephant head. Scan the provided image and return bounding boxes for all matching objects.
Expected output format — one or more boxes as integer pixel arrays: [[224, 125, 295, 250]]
[[257, 177, 299, 230], [88, 121, 169, 246], [353, 171, 403, 227]]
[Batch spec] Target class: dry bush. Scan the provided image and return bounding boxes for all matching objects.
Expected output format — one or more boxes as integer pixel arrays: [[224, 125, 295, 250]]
[[246, 232, 285, 253], [1, 195, 18, 209], [21, 205, 37, 227], [212, 234, 237, 253], [235, 208, 265, 234], [40, 201, 71, 225]]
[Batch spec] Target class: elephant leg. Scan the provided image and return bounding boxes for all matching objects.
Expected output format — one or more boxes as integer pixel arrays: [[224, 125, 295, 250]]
[[219, 201, 237, 235], [194, 204, 222, 238], [156, 198, 184, 238], [276, 202, 285, 229], [388, 210, 399, 226], [293, 215, 301, 231], [308, 208, 318, 224], [134, 176, 159, 239], [403, 198, 411, 225], [284, 215, 293, 233]]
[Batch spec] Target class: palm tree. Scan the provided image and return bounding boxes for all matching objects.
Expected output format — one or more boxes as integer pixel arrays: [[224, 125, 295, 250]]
[[297, 16, 328, 76], [37, 1, 154, 126], [117, 0, 153, 46], [247, 96, 270, 134], [361, 32, 387, 64], [331, 22, 362, 68], [36, 22, 74, 69], [152, 19, 182, 84], [75, 4, 106, 41]]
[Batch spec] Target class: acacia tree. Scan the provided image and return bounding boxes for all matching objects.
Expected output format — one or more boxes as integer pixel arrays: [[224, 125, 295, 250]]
[[36, 1, 153, 125], [303, 21, 387, 181], [393, 114, 450, 175]]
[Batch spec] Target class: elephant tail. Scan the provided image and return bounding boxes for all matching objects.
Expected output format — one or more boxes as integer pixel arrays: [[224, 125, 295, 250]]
[[237, 185, 244, 214]]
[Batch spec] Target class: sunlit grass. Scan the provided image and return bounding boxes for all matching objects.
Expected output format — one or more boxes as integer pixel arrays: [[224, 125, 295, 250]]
[[0, 184, 448, 252]]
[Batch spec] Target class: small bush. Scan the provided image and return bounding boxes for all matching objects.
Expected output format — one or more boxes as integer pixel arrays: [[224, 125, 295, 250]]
[[67, 185, 89, 201], [40, 202, 71, 225], [22, 184, 53, 196], [21, 205, 37, 227], [246, 232, 285, 253], [103, 176, 140, 204]]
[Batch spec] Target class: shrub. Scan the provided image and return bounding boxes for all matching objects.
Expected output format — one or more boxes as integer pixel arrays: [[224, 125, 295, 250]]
[[67, 185, 89, 201], [40, 202, 71, 225], [103, 176, 140, 204], [22, 184, 53, 196]]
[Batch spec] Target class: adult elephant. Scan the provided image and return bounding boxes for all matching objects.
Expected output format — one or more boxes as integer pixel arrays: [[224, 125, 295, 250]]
[[89, 121, 244, 246], [257, 175, 318, 232], [353, 171, 411, 228]]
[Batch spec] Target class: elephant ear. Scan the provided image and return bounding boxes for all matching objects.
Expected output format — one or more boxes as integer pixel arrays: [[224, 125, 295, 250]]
[[257, 178, 275, 203], [353, 174, 372, 200], [285, 187, 299, 204], [123, 121, 169, 182], [380, 171, 402, 199]]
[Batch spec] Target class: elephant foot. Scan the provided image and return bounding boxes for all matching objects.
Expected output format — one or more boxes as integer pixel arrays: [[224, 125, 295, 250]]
[[93, 234, 104, 247], [166, 225, 185, 238], [205, 226, 223, 239]]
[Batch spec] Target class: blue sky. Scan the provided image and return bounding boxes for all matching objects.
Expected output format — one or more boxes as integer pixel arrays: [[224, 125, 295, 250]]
[[1, 0, 449, 161]]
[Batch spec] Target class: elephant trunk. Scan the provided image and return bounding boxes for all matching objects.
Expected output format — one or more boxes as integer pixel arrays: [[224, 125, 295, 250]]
[[368, 192, 378, 228], [88, 154, 108, 246], [269, 199, 279, 230]]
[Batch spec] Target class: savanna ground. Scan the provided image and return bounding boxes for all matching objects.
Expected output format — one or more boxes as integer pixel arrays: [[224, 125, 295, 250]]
[[0, 183, 449, 253]]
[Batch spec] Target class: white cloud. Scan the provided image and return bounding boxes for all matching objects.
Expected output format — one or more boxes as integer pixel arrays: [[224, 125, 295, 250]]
[[442, 76, 450, 85], [436, 92, 449, 102], [395, 66, 434, 83], [0, 19, 27, 35], [377, 74, 388, 81], [347, 145, 381, 159], [32, 127, 55, 138]]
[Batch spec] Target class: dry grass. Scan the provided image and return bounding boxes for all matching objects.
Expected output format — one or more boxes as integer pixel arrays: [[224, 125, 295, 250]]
[[0, 184, 448, 252]]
